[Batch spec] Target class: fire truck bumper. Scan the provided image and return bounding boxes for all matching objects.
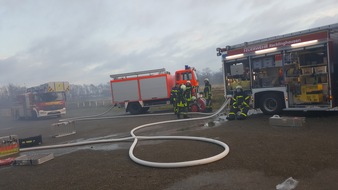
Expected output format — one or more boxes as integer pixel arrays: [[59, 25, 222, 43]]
[[38, 108, 66, 117]]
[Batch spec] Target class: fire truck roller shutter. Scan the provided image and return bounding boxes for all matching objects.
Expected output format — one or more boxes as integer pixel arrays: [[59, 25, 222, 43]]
[[140, 76, 168, 100], [112, 80, 139, 103]]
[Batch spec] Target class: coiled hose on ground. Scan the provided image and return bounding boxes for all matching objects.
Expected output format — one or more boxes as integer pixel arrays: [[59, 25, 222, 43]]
[[20, 98, 231, 168]]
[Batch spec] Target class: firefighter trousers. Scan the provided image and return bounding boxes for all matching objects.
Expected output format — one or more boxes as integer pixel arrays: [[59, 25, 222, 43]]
[[227, 105, 249, 120]]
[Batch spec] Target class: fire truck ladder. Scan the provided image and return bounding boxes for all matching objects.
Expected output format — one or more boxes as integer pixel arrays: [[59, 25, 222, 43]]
[[110, 68, 167, 79]]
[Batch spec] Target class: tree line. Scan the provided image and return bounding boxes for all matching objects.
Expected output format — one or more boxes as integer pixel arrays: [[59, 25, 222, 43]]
[[0, 68, 223, 107]]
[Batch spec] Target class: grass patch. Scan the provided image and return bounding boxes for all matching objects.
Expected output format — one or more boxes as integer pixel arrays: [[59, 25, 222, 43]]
[[211, 85, 225, 110]]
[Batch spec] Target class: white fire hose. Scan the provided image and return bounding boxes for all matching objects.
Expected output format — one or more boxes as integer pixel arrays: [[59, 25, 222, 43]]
[[20, 99, 231, 168]]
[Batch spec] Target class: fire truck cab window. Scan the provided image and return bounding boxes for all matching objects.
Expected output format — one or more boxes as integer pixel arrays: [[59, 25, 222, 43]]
[[176, 72, 191, 81], [35, 92, 63, 102], [175, 73, 180, 81], [183, 72, 192, 80]]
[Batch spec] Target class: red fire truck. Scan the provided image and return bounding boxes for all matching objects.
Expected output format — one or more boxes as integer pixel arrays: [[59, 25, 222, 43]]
[[110, 66, 205, 114], [217, 23, 338, 114], [11, 82, 70, 119]]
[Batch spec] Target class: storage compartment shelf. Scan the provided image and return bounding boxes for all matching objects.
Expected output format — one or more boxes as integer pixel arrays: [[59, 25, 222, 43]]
[[300, 73, 327, 76], [300, 63, 327, 68]]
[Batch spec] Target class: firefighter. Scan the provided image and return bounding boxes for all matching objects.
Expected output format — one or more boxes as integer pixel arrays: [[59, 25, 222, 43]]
[[227, 85, 250, 120], [170, 83, 180, 114], [185, 80, 194, 107], [176, 84, 188, 119], [203, 78, 212, 112]]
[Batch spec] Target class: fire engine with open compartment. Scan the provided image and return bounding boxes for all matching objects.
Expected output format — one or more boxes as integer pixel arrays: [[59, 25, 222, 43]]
[[217, 23, 338, 114]]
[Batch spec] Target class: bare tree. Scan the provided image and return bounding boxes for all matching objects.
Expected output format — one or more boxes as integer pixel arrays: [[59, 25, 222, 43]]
[[197, 67, 223, 85]]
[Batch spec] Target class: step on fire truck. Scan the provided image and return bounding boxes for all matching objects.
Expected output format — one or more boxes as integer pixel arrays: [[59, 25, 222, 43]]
[[110, 66, 206, 114], [11, 82, 70, 119], [217, 23, 338, 114]]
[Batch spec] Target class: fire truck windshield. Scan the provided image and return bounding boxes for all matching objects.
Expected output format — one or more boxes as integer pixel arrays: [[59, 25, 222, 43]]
[[34, 92, 65, 103]]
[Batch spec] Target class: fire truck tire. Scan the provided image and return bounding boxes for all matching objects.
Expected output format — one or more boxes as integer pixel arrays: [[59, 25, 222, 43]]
[[259, 93, 283, 115], [128, 102, 142, 115], [141, 107, 150, 113]]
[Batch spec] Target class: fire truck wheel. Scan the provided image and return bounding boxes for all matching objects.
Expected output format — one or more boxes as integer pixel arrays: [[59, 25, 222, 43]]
[[141, 107, 150, 113], [259, 93, 283, 115], [128, 102, 142, 115]]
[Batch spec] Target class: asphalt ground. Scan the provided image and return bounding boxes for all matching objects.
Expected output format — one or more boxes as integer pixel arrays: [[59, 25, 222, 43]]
[[0, 106, 338, 190]]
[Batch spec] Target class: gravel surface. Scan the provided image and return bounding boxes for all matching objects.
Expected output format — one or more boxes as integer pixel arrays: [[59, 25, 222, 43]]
[[0, 107, 338, 190]]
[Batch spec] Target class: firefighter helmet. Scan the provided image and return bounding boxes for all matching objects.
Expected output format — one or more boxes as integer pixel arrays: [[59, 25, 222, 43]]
[[186, 80, 191, 84], [204, 78, 209, 82], [235, 85, 243, 93]]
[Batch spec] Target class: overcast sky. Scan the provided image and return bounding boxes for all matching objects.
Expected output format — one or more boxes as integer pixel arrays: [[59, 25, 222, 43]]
[[1, 0, 337, 87]]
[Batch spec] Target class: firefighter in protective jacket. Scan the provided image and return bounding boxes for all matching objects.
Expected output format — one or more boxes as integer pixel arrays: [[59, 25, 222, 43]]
[[185, 81, 194, 107], [176, 84, 188, 119], [203, 78, 212, 112], [170, 83, 180, 114], [227, 85, 250, 120]]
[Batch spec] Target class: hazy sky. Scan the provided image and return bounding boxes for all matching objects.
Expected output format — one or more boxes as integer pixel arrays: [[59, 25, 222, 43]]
[[1, 0, 337, 87]]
